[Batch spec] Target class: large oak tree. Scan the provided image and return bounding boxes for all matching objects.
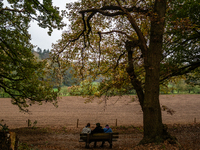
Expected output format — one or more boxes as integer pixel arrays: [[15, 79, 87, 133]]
[[52, 0, 200, 144]]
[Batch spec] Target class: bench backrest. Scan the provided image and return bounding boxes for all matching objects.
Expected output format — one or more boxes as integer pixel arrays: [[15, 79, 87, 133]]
[[80, 132, 119, 141]]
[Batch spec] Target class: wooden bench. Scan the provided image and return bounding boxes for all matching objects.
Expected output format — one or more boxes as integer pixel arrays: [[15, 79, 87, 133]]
[[79, 132, 119, 148]]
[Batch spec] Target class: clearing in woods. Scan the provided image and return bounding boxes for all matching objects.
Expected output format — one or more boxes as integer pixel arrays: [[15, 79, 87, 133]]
[[0, 94, 200, 149]]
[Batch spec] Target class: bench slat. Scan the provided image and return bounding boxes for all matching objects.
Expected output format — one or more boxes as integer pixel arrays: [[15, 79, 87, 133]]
[[80, 136, 119, 140], [79, 140, 85, 142], [80, 132, 119, 136]]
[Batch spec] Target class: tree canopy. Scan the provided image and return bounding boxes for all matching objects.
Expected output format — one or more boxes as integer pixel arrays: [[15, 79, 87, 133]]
[[0, 0, 65, 111], [51, 0, 199, 144]]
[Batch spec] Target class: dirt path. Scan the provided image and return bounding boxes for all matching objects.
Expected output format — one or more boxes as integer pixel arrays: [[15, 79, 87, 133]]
[[11, 123, 200, 150]]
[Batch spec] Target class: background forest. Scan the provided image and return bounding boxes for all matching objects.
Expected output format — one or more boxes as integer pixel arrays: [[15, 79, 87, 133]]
[[1, 48, 199, 98]]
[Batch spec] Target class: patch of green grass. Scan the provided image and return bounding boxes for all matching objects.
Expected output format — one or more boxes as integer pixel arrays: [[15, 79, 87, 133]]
[[18, 142, 39, 150]]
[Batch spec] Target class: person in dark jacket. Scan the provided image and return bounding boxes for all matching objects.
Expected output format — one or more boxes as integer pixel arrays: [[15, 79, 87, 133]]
[[91, 123, 104, 147], [91, 123, 104, 134]]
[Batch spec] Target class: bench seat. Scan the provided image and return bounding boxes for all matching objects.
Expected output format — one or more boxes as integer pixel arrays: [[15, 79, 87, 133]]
[[79, 132, 119, 148]]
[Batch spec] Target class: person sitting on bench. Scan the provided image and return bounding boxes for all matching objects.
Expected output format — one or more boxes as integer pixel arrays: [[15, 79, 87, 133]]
[[101, 124, 113, 147], [81, 123, 91, 134], [103, 124, 113, 133], [91, 123, 104, 147], [91, 123, 104, 134]]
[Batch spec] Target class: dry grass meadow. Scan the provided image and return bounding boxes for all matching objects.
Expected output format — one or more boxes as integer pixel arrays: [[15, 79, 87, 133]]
[[0, 94, 200, 149]]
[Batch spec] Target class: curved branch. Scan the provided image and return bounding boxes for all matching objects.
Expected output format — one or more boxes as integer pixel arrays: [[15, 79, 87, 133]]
[[61, 4, 149, 55], [116, 0, 148, 57], [125, 40, 144, 110], [160, 61, 200, 82], [58, 13, 87, 54], [86, 12, 96, 35], [0, 8, 25, 13], [79, 5, 149, 16], [0, 74, 25, 82], [33, 0, 48, 13], [114, 51, 126, 70]]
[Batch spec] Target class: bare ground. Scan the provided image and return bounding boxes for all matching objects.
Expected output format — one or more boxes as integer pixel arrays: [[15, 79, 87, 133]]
[[0, 94, 200, 149]]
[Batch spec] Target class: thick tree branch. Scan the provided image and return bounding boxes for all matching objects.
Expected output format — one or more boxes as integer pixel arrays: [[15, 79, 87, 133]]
[[114, 51, 126, 70], [116, 0, 148, 60], [57, 13, 87, 54], [33, 0, 49, 13], [0, 8, 25, 13], [160, 61, 200, 82], [125, 40, 144, 110], [86, 12, 96, 35], [0, 74, 25, 82], [79, 5, 149, 16], [61, 3, 149, 57]]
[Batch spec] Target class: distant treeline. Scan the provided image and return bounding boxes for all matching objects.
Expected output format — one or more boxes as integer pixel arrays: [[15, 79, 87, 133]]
[[32, 47, 50, 60]]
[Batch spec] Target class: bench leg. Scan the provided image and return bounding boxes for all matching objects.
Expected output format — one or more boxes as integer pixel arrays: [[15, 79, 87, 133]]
[[110, 143, 112, 148], [85, 142, 89, 148], [100, 141, 105, 147], [94, 141, 97, 148]]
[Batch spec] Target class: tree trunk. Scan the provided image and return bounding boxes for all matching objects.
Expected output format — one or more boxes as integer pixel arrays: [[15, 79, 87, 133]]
[[125, 0, 176, 144], [0, 131, 18, 150], [140, 0, 170, 144]]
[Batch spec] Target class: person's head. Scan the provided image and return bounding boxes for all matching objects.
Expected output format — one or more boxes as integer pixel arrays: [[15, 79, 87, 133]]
[[86, 123, 90, 127], [105, 124, 109, 128], [96, 123, 100, 127]]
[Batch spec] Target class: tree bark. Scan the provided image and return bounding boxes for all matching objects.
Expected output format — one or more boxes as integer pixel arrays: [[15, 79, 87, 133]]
[[0, 131, 18, 150], [141, 0, 168, 143], [126, 40, 144, 110], [125, 0, 173, 144]]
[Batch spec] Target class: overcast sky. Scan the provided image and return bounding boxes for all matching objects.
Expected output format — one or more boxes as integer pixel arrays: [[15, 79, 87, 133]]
[[29, 0, 77, 50]]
